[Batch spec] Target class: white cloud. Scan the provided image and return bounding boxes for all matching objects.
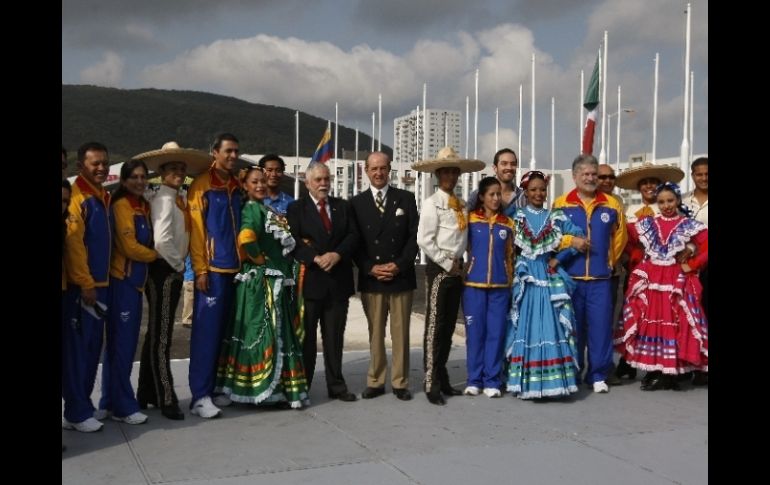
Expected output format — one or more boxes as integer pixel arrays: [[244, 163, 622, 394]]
[[80, 51, 125, 87], [477, 128, 519, 164]]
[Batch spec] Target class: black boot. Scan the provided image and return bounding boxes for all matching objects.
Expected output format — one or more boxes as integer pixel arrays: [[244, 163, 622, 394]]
[[615, 358, 637, 379], [691, 371, 708, 386], [640, 371, 663, 391]]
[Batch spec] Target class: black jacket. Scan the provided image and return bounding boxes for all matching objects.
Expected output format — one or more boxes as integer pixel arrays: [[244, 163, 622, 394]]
[[287, 196, 358, 301], [350, 186, 418, 293]]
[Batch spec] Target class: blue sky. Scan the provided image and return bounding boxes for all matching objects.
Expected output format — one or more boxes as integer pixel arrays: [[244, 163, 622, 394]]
[[62, 0, 707, 169]]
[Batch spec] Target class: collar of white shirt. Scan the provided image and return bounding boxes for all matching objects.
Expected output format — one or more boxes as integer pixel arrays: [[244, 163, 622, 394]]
[[370, 184, 389, 201]]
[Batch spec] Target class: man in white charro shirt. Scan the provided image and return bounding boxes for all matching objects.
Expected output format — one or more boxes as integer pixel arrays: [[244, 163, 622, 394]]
[[414, 147, 484, 406]]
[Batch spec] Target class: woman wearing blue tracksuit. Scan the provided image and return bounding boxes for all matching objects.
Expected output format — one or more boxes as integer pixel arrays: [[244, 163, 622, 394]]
[[97, 160, 157, 424], [462, 177, 515, 398]]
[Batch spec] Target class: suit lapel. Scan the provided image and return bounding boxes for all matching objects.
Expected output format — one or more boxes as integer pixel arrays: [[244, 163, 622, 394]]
[[304, 197, 329, 244]]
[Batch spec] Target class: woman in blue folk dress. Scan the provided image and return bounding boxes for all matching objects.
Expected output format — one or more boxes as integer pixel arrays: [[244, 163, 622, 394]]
[[504, 171, 588, 399]]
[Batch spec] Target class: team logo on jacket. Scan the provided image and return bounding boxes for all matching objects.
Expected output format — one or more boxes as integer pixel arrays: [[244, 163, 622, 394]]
[[498, 229, 508, 240], [600, 213, 610, 223], [206, 296, 218, 307], [120, 311, 130, 322]]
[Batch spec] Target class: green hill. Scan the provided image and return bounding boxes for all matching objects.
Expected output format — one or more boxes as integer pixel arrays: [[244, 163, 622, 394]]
[[62, 85, 386, 172]]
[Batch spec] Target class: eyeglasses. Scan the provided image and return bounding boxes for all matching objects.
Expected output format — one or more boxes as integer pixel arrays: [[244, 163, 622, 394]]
[[597, 174, 616, 180]]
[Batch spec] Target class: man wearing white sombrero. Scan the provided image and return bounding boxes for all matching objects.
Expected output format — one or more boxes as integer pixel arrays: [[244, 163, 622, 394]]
[[133, 142, 211, 420], [414, 147, 485, 405], [615, 161, 684, 223]]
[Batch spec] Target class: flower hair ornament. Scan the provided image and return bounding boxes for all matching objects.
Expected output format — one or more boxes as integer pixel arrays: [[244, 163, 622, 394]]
[[519, 170, 550, 189], [238, 165, 264, 184]]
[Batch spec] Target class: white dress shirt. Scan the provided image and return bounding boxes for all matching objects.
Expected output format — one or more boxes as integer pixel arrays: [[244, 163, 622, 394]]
[[684, 191, 708, 227], [150, 184, 190, 272], [370, 184, 389, 204], [417, 189, 468, 272], [309, 193, 332, 222]]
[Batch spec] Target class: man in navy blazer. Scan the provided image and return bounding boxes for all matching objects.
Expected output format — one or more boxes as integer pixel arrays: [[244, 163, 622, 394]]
[[287, 162, 359, 402], [351, 152, 419, 401]]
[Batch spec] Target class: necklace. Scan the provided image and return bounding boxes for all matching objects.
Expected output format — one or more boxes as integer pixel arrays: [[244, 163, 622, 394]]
[[525, 205, 545, 215]]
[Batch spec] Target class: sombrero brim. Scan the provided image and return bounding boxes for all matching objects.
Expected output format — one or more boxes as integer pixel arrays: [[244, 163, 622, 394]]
[[411, 158, 485, 174], [615, 164, 684, 190], [134, 148, 212, 177]]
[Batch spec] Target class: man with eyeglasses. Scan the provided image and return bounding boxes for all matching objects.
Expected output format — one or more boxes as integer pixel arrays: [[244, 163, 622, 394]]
[[258, 154, 294, 215], [597, 164, 626, 386]]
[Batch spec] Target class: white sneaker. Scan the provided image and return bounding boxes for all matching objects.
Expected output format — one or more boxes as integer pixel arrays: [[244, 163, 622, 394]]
[[212, 394, 233, 407], [93, 409, 111, 420], [62, 417, 104, 433], [593, 381, 609, 393], [463, 386, 481, 396], [483, 388, 502, 398], [190, 396, 222, 419], [111, 412, 148, 425]]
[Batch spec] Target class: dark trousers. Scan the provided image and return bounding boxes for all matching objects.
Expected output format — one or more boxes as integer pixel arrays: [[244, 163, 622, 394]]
[[423, 261, 463, 394], [700, 265, 708, 320], [303, 298, 350, 395], [138, 260, 183, 408]]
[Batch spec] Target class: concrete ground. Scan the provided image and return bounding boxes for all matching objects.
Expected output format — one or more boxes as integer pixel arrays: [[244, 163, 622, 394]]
[[64, 291, 708, 485]]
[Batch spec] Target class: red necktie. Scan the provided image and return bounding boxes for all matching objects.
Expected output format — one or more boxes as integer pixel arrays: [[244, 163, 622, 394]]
[[318, 199, 332, 233]]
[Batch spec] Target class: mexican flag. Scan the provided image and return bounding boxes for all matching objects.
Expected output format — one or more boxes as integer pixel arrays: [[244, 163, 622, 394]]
[[582, 51, 601, 155]]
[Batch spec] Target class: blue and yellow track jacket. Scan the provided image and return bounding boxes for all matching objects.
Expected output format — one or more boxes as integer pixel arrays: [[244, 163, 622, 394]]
[[188, 166, 242, 275], [552, 189, 627, 280], [464, 210, 515, 288], [65, 177, 112, 289], [109, 195, 157, 291]]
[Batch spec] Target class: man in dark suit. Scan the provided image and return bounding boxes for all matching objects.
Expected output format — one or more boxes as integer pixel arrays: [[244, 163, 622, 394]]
[[351, 152, 419, 402], [287, 162, 359, 402]]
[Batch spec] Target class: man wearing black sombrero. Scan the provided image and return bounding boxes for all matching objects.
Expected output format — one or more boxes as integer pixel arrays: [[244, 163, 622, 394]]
[[414, 147, 485, 405], [134, 142, 211, 420]]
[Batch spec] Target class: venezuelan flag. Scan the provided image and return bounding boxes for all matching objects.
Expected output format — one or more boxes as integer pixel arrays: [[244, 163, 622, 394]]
[[310, 124, 333, 163]]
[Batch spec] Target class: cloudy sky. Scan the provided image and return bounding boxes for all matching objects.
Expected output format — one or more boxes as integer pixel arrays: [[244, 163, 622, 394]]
[[62, 0, 707, 169]]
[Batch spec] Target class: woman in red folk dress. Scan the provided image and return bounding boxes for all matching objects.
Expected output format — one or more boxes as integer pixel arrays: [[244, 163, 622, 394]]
[[615, 182, 708, 391]]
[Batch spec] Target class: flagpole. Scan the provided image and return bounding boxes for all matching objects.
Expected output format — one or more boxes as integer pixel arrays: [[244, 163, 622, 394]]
[[550, 96, 555, 202], [463, 96, 470, 201], [689, 70, 694, 166], [530, 54, 536, 170], [334, 102, 339, 197], [378, 93, 382, 151], [599, 30, 608, 164], [616, 85, 622, 172], [422, 83, 430, 201], [680, 2, 692, 192], [495, 107, 499, 152], [518, 84, 522, 186], [473, 68, 479, 189], [652, 53, 659, 164], [579, 70, 584, 153], [294, 110, 299, 199], [415, 104, 421, 210], [354, 127, 359, 196], [371, 112, 375, 152]]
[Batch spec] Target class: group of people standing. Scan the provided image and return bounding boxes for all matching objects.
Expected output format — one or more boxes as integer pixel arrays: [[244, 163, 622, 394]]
[[61, 136, 708, 442]]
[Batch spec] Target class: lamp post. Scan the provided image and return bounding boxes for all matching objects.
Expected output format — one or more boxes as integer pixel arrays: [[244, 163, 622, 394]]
[[606, 108, 635, 171]]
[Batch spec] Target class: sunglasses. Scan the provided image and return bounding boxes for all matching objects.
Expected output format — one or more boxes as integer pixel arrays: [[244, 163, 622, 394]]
[[597, 174, 616, 180]]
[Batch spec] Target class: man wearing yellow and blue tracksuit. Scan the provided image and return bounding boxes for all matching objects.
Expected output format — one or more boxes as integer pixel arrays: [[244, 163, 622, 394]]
[[462, 207, 514, 396], [187, 133, 242, 418], [62, 142, 112, 433], [552, 155, 627, 393]]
